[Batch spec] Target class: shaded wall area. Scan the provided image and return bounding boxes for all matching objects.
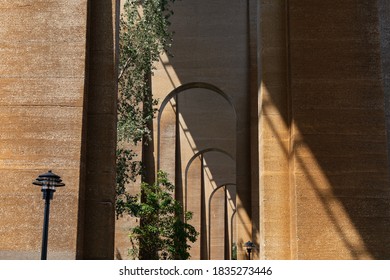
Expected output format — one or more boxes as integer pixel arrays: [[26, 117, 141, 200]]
[[288, 0, 390, 259], [77, 0, 118, 260], [274, 0, 390, 259], [152, 0, 249, 259], [114, 0, 390, 260], [257, 0, 390, 260], [379, 0, 390, 168]]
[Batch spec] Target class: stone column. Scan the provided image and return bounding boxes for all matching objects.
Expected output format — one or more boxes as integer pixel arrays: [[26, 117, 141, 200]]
[[379, 0, 390, 170], [77, 0, 118, 260], [0, 0, 118, 260], [0, 1, 88, 259], [288, 0, 390, 259], [257, 0, 292, 259]]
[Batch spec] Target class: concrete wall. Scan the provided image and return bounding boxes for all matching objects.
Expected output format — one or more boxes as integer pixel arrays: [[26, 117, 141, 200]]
[[145, 0, 390, 259], [286, 0, 390, 259], [78, 0, 118, 260], [0, 0, 117, 259], [379, 0, 390, 169], [257, 0, 291, 259], [5, 0, 388, 260], [0, 0, 88, 260], [252, 0, 390, 260]]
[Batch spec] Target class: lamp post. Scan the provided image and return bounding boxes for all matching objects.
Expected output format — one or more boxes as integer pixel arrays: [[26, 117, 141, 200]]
[[33, 170, 65, 260], [243, 241, 255, 260]]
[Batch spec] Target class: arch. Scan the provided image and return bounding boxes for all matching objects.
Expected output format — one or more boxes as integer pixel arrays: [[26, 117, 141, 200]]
[[184, 147, 235, 213], [208, 183, 237, 260], [156, 82, 238, 260], [156, 82, 237, 170], [184, 148, 236, 260]]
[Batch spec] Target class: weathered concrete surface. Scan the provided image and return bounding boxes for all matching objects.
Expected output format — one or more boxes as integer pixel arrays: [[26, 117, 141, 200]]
[[257, 0, 292, 259], [148, 0, 390, 260], [254, 0, 390, 260], [77, 0, 118, 260], [379, 0, 390, 172], [0, 0, 88, 259], [0, 0, 118, 259], [288, 0, 390, 259]]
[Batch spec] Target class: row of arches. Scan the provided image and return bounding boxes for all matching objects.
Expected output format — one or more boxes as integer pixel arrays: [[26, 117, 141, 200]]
[[156, 82, 238, 259]]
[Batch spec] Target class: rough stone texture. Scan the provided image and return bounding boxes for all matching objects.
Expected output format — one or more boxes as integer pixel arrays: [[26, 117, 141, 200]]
[[3, 0, 389, 260], [139, 0, 390, 260], [77, 0, 118, 260], [288, 0, 390, 259], [257, 0, 292, 259], [379, 0, 390, 170], [0, 0, 88, 259], [0, 0, 118, 259]]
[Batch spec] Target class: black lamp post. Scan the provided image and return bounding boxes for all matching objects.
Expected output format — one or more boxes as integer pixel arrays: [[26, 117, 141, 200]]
[[33, 170, 65, 260], [243, 241, 255, 260]]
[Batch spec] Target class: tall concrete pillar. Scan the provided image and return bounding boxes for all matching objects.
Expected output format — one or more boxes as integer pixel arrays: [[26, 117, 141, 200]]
[[288, 0, 390, 259], [0, 0, 118, 259], [257, 0, 292, 259], [379, 0, 390, 167], [257, 0, 390, 259], [77, 0, 118, 260]]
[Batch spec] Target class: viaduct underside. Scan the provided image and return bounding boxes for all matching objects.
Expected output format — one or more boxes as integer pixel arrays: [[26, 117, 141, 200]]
[[1, 0, 390, 260]]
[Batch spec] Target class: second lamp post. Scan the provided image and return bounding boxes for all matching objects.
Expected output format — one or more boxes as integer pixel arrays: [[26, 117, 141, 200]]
[[243, 241, 255, 260]]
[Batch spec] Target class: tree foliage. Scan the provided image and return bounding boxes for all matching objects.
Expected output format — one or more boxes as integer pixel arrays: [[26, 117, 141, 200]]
[[115, 148, 141, 216], [123, 171, 198, 260], [117, 0, 176, 144], [116, 0, 176, 208]]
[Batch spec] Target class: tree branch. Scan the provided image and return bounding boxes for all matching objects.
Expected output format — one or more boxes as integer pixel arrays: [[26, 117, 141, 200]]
[[118, 56, 133, 81]]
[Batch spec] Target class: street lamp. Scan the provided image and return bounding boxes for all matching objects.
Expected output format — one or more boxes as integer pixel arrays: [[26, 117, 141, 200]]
[[33, 170, 65, 260], [243, 241, 255, 260]]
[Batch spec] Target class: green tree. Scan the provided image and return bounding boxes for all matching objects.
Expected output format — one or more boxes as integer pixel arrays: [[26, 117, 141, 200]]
[[116, 0, 176, 184], [117, 0, 175, 145], [121, 171, 198, 260]]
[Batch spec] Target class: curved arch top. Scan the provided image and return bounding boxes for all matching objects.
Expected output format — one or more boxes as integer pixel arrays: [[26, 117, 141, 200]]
[[158, 82, 237, 123], [184, 147, 236, 214], [209, 183, 237, 205], [157, 82, 237, 171], [185, 147, 235, 174], [208, 183, 237, 260]]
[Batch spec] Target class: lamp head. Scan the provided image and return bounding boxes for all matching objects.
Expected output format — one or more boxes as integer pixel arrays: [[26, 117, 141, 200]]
[[33, 170, 65, 189], [243, 241, 255, 252]]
